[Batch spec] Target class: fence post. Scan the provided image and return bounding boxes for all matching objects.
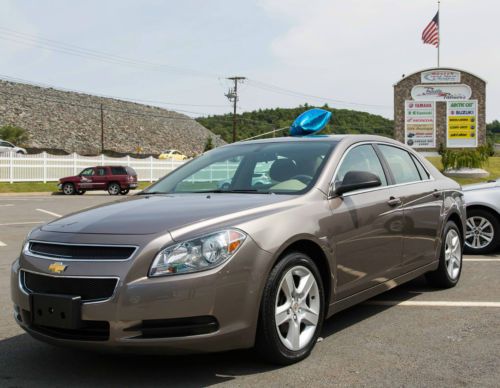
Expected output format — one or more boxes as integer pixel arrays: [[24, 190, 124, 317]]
[[126, 155, 130, 167], [73, 153, 77, 175], [150, 156, 153, 183], [101, 154, 105, 166], [43, 152, 47, 183], [9, 151, 14, 183], [170, 157, 173, 172]]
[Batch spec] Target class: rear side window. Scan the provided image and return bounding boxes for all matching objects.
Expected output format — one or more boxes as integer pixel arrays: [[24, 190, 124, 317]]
[[125, 167, 137, 176], [411, 155, 430, 180], [111, 167, 127, 175], [96, 167, 107, 176], [378, 145, 421, 184], [335, 144, 387, 186]]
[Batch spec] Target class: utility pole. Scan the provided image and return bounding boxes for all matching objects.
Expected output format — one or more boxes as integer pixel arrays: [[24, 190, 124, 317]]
[[100, 103, 104, 154], [225, 76, 245, 142]]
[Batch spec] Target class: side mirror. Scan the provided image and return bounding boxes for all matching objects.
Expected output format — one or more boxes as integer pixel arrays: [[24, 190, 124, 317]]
[[332, 171, 381, 197]]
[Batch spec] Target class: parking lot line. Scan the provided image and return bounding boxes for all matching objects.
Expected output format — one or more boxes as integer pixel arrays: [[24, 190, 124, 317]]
[[463, 258, 500, 262], [365, 300, 500, 307], [0, 221, 43, 226], [35, 208, 62, 218], [0, 241, 6, 247], [0, 204, 14, 207]]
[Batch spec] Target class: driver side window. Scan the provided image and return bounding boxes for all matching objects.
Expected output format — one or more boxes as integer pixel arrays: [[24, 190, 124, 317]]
[[335, 145, 387, 187], [80, 168, 95, 176]]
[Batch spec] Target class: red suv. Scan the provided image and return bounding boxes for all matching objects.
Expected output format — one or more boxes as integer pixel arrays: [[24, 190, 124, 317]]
[[58, 166, 138, 195]]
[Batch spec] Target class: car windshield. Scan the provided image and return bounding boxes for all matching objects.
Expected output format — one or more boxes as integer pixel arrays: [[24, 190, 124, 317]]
[[143, 140, 337, 195]]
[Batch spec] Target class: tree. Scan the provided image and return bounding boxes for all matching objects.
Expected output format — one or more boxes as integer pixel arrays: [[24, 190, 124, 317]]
[[487, 120, 500, 133], [0, 125, 28, 145], [203, 136, 214, 152]]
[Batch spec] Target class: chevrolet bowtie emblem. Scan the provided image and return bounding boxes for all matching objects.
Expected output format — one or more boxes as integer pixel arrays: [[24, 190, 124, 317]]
[[48, 262, 67, 274]]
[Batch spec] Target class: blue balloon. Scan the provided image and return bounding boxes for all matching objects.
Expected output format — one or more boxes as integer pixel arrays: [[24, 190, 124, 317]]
[[289, 108, 332, 136]]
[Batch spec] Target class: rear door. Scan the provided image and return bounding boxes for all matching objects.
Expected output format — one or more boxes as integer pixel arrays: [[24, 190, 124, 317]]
[[376, 144, 442, 271], [328, 143, 404, 300], [92, 167, 109, 190]]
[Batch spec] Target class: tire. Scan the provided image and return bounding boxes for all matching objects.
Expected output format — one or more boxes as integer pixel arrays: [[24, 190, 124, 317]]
[[426, 221, 463, 288], [464, 208, 499, 254], [62, 182, 76, 195], [76, 190, 86, 195], [107, 183, 121, 195], [120, 189, 130, 195], [255, 251, 324, 365]]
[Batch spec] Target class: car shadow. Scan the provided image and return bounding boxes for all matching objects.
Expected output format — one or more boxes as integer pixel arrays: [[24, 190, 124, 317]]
[[0, 276, 431, 386]]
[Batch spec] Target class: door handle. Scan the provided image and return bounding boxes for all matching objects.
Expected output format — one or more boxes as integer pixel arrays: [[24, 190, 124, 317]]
[[432, 189, 441, 198], [387, 196, 402, 207]]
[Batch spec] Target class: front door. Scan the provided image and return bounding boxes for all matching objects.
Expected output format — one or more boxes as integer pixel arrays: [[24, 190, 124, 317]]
[[79, 167, 95, 189], [328, 144, 403, 300]]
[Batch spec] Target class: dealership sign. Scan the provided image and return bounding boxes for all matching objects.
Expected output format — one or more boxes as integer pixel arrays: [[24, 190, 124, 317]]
[[447, 100, 478, 148], [404, 101, 435, 148], [421, 70, 461, 83], [411, 84, 472, 101]]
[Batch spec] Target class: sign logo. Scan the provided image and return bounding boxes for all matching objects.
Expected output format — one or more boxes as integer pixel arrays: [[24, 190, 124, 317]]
[[411, 84, 472, 101], [48, 262, 67, 274]]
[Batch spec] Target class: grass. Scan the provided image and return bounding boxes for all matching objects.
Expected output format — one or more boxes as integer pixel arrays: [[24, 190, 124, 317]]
[[0, 181, 151, 193], [426, 156, 500, 185]]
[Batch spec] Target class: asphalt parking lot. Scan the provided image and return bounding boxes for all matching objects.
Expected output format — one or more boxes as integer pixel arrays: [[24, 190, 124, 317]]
[[0, 195, 499, 387]]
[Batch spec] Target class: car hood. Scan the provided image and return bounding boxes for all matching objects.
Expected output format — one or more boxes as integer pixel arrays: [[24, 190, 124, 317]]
[[462, 179, 499, 192], [41, 193, 293, 235]]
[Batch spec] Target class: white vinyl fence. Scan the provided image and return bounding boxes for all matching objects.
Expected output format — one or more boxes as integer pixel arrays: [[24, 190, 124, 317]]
[[0, 152, 187, 183]]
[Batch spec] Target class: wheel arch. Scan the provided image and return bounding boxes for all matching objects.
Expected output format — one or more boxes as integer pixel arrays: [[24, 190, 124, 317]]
[[445, 210, 465, 240], [466, 204, 500, 222], [271, 236, 333, 310]]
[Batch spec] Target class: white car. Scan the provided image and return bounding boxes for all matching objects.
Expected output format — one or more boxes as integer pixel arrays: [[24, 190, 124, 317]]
[[0, 140, 27, 155], [463, 179, 500, 254]]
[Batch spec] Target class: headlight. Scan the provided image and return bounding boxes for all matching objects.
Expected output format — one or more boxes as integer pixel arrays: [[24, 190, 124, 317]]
[[149, 229, 246, 277]]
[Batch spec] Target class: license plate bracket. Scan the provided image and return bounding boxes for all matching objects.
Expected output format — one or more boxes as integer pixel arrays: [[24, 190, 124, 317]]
[[30, 293, 82, 329]]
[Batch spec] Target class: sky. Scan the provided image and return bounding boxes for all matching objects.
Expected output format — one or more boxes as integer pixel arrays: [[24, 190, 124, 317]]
[[0, 0, 499, 122]]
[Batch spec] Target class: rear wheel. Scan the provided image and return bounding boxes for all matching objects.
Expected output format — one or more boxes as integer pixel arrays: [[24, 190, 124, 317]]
[[426, 221, 463, 288], [108, 183, 121, 195], [464, 209, 499, 254], [256, 251, 324, 365], [62, 183, 75, 195]]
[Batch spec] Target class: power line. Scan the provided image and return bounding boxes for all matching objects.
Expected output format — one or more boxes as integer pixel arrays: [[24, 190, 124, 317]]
[[246, 79, 393, 110], [0, 26, 221, 79]]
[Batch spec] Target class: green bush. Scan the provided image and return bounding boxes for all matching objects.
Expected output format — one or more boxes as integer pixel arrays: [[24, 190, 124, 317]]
[[441, 146, 490, 170], [0, 125, 28, 145]]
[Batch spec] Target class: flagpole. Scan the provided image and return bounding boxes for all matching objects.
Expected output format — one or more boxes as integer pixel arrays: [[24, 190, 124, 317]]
[[437, 0, 440, 67]]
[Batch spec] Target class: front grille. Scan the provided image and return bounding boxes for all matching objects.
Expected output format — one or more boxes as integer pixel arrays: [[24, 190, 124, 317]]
[[23, 271, 118, 302], [28, 242, 136, 260], [126, 316, 219, 339], [29, 319, 110, 341]]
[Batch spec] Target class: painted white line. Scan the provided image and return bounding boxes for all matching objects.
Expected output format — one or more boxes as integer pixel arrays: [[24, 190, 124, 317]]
[[0, 221, 44, 226], [365, 300, 500, 307], [0, 204, 14, 207], [36, 208, 62, 218], [0, 241, 6, 247], [463, 258, 500, 262]]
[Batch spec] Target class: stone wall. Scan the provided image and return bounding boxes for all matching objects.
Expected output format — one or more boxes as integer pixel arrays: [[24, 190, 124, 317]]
[[394, 68, 486, 150], [0, 80, 225, 155]]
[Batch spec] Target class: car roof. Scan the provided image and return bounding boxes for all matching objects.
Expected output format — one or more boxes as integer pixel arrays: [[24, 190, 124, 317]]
[[224, 134, 402, 147]]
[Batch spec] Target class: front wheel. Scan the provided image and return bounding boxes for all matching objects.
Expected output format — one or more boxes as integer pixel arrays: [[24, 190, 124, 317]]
[[62, 183, 75, 195], [426, 221, 463, 288], [256, 251, 324, 365], [108, 183, 121, 195]]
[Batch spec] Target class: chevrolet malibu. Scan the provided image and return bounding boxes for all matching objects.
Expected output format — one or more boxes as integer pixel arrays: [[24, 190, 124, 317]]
[[11, 135, 465, 364]]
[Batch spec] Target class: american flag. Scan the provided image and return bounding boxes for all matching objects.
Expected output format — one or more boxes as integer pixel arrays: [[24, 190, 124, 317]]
[[422, 11, 439, 47]]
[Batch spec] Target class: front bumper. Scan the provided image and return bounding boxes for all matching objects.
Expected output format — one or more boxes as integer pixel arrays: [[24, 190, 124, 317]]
[[11, 234, 273, 354]]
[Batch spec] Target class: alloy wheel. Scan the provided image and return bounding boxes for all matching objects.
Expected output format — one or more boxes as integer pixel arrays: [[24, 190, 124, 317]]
[[444, 229, 461, 280], [63, 184, 74, 195], [275, 265, 320, 351], [465, 216, 494, 250]]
